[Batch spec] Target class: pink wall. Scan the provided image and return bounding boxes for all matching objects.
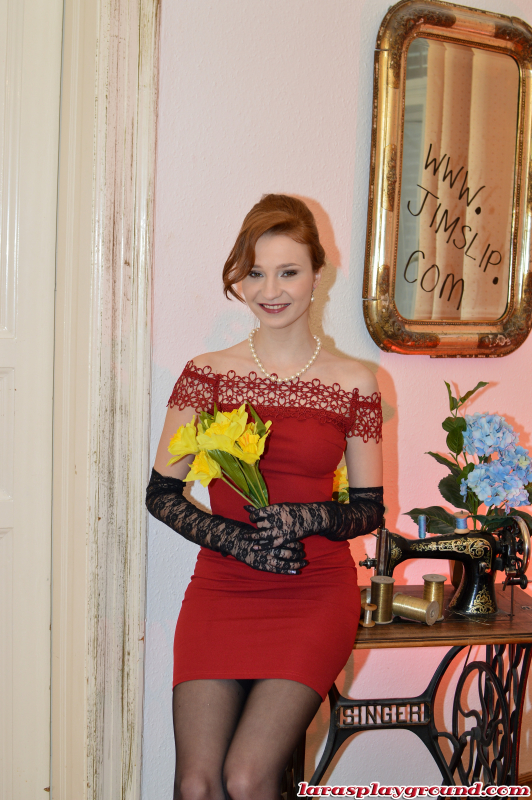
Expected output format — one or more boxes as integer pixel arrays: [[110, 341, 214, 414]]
[[143, 0, 532, 794]]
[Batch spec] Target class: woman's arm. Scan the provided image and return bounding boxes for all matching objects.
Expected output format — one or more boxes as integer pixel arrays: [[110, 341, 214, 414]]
[[246, 484, 384, 545], [148, 403, 307, 574], [153, 403, 198, 479], [247, 367, 384, 544]]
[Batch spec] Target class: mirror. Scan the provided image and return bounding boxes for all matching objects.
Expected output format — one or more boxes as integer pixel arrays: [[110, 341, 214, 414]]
[[396, 38, 518, 322], [363, 1, 532, 357]]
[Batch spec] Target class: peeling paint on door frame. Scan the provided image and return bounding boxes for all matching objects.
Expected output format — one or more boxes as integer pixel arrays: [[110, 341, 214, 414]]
[[53, 0, 159, 797], [87, 1, 159, 797]]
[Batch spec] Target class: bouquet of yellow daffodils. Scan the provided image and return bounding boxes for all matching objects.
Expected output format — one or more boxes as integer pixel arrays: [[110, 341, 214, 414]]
[[167, 403, 271, 508]]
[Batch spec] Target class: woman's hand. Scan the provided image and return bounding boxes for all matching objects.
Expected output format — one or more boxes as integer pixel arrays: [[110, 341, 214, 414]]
[[236, 537, 308, 574], [244, 502, 329, 549]]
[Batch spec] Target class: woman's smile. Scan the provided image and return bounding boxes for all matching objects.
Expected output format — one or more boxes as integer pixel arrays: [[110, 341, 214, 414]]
[[259, 302, 291, 313]]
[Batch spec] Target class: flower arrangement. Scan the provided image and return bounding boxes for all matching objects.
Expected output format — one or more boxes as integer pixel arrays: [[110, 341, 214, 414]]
[[169, 405, 351, 509], [167, 403, 271, 508], [333, 466, 349, 504], [407, 381, 532, 533]]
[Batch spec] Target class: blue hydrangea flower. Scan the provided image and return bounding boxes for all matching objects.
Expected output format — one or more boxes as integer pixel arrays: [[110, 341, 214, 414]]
[[463, 413, 518, 458], [499, 445, 532, 486], [461, 461, 530, 512]]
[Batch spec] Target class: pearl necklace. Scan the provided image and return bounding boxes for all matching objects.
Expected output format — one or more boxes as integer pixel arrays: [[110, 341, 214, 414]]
[[248, 328, 321, 383]]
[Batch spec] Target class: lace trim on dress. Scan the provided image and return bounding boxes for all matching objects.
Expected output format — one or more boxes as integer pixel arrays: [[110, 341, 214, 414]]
[[168, 360, 383, 442]]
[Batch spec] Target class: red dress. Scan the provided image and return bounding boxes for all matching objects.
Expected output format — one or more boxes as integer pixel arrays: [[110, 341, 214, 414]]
[[168, 361, 382, 701]]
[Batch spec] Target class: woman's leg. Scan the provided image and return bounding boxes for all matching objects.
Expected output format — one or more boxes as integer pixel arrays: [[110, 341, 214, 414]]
[[172, 678, 251, 800], [223, 679, 322, 800]]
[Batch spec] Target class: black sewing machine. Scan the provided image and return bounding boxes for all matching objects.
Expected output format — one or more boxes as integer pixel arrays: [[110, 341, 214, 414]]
[[359, 512, 531, 616]]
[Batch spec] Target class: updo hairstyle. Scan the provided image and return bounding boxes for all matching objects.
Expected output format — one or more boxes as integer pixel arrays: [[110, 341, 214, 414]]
[[223, 194, 326, 302]]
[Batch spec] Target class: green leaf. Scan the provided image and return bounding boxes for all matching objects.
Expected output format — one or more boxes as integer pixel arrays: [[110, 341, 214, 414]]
[[475, 513, 510, 531], [427, 519, 457, 535], [442, 416, 467, 433], [444, 381, 458, 412], [209, 449, 249, 494], [442, 417, 455, 433], [405, 505, 455, 535], [460, 462, 475, 480], [438, 474, 469, 510], [334, 489, 350, 504], [246, 402, 268, 437], [426, 452, 460, 476], [510, 508, 532, 529], [458, 381, 488, 406], [199, 410, 214, 431], [492, 506, 505, 516], [446, 428, 464, 455]]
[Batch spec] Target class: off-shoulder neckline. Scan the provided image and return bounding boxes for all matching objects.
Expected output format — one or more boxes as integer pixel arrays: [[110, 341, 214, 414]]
[[183, 359, 380, 400]]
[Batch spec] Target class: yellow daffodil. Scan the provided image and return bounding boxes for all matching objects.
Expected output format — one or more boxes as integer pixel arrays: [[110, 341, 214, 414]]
[[333, 466, 349, 503], [197, 429, 240, 456], [219, 405, 249, 425], [236, 429, 270, 464], [197, 403, 249, 454], [184, 451, 222, 487], [167, 416, 199, 465], [242, 420, 272, 437], [210, 405, 248, 440]]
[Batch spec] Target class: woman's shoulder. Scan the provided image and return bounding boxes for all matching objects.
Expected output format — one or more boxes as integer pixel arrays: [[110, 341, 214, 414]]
[[316, 351, 379, 396], [190, 341, 255, 376]]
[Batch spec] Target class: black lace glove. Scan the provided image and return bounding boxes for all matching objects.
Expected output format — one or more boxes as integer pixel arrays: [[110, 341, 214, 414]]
[[146, 468, 308, 574], [245, 487, 384, 548]]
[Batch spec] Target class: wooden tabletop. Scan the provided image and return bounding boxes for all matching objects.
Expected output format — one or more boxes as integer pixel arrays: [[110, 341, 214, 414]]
[[354, 585, 532, 649]]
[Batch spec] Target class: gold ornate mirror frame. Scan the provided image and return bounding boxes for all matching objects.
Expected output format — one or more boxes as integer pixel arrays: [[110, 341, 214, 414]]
[[363, 0, 532, 357]]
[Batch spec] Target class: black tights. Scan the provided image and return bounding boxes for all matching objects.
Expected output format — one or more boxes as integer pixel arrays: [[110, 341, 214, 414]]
[[172, 678, 322, 800]]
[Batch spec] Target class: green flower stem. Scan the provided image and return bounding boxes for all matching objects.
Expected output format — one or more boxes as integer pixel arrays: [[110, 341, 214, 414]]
[[234, 458, 263, 507], [249, 462, 268, 506], [467, 491, 479, 528], [241, 461, 268, 507]]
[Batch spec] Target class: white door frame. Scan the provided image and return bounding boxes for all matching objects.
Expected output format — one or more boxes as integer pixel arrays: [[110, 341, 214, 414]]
[[1, 0, 63, 794], [52, 0, 158, 796]]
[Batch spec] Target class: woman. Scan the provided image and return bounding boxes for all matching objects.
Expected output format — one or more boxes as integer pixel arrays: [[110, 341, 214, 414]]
[[147, 194, 384, 800]]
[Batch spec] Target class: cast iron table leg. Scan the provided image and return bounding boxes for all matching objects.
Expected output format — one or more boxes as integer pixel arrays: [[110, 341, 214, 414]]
[[289, 643, 531, 790]]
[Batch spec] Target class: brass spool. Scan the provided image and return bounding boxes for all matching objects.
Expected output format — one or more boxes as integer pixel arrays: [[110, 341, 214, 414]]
[[422, 573, 446, 622], [370, 576, 395, 624], [392, 593, 438, 625]]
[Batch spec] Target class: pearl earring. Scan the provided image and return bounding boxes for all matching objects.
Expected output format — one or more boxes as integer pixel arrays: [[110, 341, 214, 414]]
[[311, 290, 315, 303]]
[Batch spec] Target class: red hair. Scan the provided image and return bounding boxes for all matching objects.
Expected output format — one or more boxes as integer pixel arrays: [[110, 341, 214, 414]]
[[223, 194, 325, 302]]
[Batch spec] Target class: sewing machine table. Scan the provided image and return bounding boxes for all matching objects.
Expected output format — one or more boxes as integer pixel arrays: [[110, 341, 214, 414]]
[[284, 585, 532, 796]]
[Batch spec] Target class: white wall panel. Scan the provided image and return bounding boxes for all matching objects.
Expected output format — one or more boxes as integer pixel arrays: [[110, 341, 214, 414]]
[[0, 0, 63, 795], [0, 0, 21, 338], [144, 0, 532, 795], [0, 367, 14, 504], [0, 528, 13, 800]]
